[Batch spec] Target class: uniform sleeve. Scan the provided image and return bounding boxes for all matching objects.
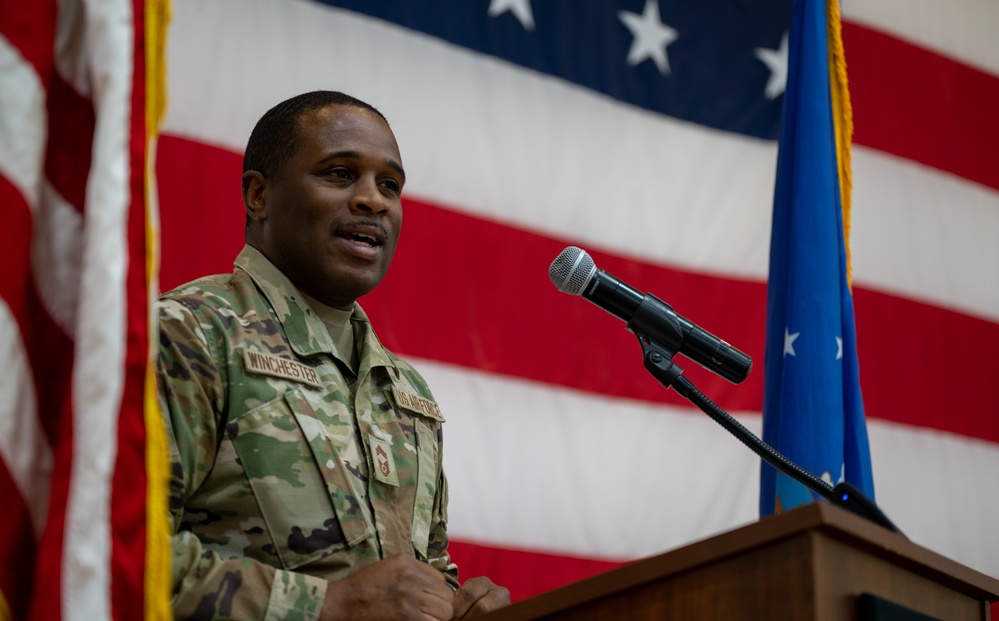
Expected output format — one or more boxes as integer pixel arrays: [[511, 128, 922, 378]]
[[158, 298, 328, 620]]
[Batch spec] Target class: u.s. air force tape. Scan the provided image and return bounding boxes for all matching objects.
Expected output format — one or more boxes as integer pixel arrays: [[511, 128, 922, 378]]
[[389, 386, 444, 421], [242, 349, 322, 388]]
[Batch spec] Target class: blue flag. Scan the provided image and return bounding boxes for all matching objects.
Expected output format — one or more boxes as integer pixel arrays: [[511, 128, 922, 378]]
[[760, 0, 875, 515]]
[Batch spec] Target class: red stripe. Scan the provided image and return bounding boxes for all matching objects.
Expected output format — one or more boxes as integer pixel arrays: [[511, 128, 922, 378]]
[[45, 72, 96, 214], [109, 2, 149, 619], [448, 539, 626, 603], [28, 402, 73, 621], [369, 196, 767, 412], [0, 0, 56, 79], [0, 176, 76, 447], [156, 135, 247, 291], [854, 287, 999, 438], [155, 137, 999, 444], [155, 138, 766, 408], [373, 198, 999, 443], [0, 175, 37, 324], [0, 456, 37, 620], [844, 21, 999, 193]]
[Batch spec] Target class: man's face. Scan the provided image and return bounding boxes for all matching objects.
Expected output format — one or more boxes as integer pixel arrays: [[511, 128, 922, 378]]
[[248, 104, 405, 309]]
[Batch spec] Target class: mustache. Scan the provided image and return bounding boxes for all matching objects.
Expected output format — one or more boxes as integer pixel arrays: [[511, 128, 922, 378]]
[[334, 219, 389, 236]]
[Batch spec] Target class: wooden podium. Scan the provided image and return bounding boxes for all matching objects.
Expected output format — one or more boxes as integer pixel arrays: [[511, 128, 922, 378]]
[[480, 503, 999, 620]]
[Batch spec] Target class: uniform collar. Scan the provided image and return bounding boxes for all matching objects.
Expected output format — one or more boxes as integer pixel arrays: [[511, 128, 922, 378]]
[[234, 245, 394, 373]]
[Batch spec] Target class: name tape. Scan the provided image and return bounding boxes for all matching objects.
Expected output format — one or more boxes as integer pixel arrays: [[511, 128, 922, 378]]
[[243, 350, 322, 388]]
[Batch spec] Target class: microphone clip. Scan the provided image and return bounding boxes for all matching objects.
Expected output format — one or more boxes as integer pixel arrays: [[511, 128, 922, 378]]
[[638, 334, 684, 389]]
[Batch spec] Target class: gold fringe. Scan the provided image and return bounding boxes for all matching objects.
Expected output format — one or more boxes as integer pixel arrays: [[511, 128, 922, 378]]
[[144, 0, 173, 619], [827, 0, 854, 288], [146, 0, 170, 138]]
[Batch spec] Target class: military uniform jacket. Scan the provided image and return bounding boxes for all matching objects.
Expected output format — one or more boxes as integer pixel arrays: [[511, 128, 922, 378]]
[[158, 245, 456, 620]]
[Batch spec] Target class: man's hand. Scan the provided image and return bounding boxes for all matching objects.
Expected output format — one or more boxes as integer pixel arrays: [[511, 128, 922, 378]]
[[320, 554, 455, 620], [451, 576, 510, 620]]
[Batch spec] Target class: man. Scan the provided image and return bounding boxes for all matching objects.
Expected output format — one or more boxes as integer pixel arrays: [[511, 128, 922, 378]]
[[158, 91, 510, 620]]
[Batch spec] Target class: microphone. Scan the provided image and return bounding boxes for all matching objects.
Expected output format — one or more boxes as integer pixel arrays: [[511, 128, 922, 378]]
[[548, 246, 752, 384]]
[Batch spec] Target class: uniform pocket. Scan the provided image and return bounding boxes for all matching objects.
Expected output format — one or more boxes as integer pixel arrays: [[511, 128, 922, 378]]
[[227, 387, 371, 570], [410, 416, 440, 559], [377, 383, 444, 559]]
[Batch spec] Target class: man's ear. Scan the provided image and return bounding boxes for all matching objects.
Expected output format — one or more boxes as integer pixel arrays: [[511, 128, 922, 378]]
[[242, 170, 268, 223]]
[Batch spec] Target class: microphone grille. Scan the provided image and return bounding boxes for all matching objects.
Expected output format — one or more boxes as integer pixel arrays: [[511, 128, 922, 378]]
[[549, 246, 596, 295]]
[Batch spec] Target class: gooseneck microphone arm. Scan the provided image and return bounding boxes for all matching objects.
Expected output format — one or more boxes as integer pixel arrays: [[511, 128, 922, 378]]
[[639, 334, 832, 498], [552, 246, 903, 535], [642, 339, 902, 535], [675, 377, 833, 498]]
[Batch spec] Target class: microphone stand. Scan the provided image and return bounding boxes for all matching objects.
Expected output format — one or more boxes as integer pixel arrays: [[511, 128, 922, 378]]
[[637, 334, 904, 536]]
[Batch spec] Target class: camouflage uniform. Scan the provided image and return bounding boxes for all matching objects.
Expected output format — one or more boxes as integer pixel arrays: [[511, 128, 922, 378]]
[[157, 245, 457, 620]]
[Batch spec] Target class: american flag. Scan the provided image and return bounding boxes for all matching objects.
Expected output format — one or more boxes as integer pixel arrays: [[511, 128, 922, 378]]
[[156, 0, 999, 607], [0, 0, 170, 619]]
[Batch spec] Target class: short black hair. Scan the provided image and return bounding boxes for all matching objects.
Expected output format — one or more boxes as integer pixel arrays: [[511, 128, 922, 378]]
[[242, 90, 387, 180]]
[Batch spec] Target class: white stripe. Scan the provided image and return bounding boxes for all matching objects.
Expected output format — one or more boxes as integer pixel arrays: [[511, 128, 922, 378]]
[[851, 151, 999, 321], [414, 358, 999, 578], [868, 423, 999, 578], [0, 301, 53, 537], [33, 183, 85, 336], [55, 0, 94, 98], [842, 0, 999, 77], [426, 358, 762, 559], [0, 33, 47, 210], [161, 0, 999, 322], [62, 0, 134, 618]]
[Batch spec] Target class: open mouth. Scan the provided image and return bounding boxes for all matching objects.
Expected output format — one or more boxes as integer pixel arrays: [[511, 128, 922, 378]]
[[340, 231, 382, 247], [335, 223, 388, 257]]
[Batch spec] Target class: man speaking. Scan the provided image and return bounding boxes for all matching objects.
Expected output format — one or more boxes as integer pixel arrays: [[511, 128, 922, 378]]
[[157, 91, 509, 620]]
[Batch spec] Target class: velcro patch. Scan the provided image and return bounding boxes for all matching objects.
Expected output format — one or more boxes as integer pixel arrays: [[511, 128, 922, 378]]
[[243, 350, 322, 388], [390, 386, 444, 422], [369, 436, 399, 486]]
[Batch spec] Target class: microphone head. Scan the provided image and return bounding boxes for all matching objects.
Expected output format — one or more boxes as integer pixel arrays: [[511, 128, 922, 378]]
[[549, 246, 597, 295]]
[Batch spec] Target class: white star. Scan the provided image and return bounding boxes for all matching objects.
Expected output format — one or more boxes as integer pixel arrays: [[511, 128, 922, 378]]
[[618, 0, 678, 76], [754, 32, 788, 100], [836, 336, 843, 360], [784, 328, 799, 357], [488, 0, 535, 31]]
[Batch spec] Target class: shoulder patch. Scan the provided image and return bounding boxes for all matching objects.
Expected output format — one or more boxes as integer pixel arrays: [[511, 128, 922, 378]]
[[390, 386, 444, 422], [242, 349, 322, 388]]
